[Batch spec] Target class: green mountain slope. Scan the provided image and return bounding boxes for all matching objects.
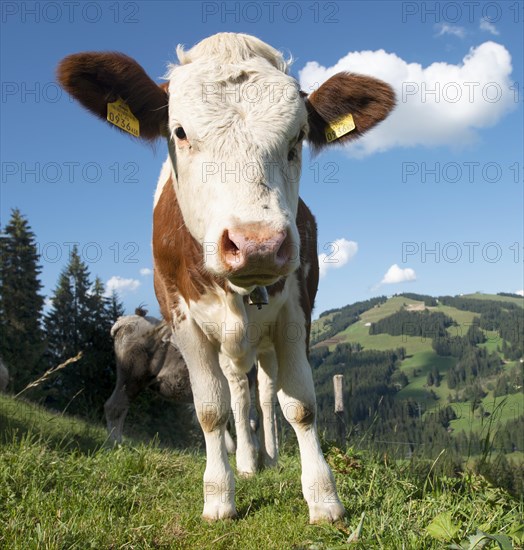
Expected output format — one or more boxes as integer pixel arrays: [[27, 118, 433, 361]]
[[310, 293, 524, 472]]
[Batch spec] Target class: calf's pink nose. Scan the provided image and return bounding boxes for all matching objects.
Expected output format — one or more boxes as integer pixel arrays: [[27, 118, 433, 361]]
[[221, 228, 290, 270]]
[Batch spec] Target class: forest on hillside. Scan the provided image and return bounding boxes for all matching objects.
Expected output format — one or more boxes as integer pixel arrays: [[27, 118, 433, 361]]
[[310, 300, 524, 496]]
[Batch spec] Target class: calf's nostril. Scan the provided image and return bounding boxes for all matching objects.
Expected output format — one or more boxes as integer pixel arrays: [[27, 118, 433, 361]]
[[222, 231, 240, 253], [275, 232, 291, 265], [221, 230, 246, 268]]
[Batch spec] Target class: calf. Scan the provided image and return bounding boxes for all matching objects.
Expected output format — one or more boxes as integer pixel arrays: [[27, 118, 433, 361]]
[[58, 32, 394, 522]]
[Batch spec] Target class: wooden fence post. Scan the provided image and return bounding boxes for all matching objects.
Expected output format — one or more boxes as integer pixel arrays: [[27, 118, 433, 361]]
[[333, 374, 345, 447]]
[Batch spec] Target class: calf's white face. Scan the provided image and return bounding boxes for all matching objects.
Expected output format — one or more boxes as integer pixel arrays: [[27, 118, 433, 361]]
[[166, 49, 306, 290]]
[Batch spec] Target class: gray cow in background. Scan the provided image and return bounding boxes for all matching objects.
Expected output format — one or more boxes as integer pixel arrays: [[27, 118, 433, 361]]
[[105, 308, 237, 453]]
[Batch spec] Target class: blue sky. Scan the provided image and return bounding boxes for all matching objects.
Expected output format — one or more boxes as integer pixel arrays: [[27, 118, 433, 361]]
[[1, 1, 523, 318]]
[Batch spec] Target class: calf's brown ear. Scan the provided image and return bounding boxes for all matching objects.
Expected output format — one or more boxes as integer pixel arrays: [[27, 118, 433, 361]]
[[305, 72, 395, 151], [57, 52, 168, 140]]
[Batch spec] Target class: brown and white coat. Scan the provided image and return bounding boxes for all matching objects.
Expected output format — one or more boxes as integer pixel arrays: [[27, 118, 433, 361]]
[[57, 32, 395, 522]]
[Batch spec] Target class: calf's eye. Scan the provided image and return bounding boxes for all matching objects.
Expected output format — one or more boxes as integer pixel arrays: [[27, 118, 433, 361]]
[[287, 130, 305, 162], [175, 126, 186, 140]]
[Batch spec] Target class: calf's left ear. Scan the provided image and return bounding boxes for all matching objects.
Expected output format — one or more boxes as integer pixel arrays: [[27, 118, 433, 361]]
[[305, 72, 395, 150]]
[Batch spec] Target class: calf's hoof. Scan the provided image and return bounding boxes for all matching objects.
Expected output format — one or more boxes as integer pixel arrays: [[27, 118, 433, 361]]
[[309, 501, 346, 524], [236, 452, 258, 478], [202, 502, 237, 521], [237, 469, 256, 479]]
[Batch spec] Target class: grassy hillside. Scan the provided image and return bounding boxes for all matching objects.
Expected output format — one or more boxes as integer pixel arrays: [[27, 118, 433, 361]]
[[1, 393, 522, 549], [311, 293, 524, 445]]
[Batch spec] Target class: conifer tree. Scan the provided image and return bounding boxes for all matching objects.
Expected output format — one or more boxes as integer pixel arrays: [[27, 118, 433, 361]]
[[84, 277, 119, 406], [108, 289, 125, 322], [44, 249, 122, 416], [0, 209, 45, 391], [45, 247, 91, 364]]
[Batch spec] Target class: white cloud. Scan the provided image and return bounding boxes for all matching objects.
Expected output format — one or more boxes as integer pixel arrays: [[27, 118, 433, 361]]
[[105, 276, 140, 296], [380, 264, 417, 285], [516, 290, 524, 297], [435, 23, 466, 38], [319, 238, 358, 278], [299, 41, 515, 157], [139, 268, 153, 276], [480, 18, 500, 36]]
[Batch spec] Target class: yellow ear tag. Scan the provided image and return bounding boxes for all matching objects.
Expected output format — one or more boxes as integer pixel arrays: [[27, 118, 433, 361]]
[[325, 113, 355, 143], [107, 97, 140, 137]]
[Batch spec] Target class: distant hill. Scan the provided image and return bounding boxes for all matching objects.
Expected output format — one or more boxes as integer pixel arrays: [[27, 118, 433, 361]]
[[310, 292, 524, 483], [312, 292, 523, 348]]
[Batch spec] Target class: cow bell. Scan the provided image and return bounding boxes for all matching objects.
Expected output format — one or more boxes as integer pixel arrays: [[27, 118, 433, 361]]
[[248, 286, 269, 309]]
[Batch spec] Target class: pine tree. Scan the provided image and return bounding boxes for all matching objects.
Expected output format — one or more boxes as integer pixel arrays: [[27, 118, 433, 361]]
[[0, 209, 45, 391], [82, 277, 119, 412], [107, 289, 124, 321], [45, 247, 92, 364], [44, 249, 120, 416]]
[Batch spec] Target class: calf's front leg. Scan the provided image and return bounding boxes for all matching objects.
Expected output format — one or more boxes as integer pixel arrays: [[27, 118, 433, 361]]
[[275, 313, 345, 523], [175, 324, 237, 520]]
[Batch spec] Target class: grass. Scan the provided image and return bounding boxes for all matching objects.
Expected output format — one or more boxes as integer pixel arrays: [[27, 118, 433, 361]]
[[397, 352, 456, 406], [479, 330, 505, 353], [449, 394, 524, 435], [1, 393, 523, 549], [438, 305, 477, 330], [0, 393, 108, 452]]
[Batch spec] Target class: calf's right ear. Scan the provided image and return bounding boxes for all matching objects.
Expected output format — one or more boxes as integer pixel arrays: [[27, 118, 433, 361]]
[[57, 52, 169, 140]]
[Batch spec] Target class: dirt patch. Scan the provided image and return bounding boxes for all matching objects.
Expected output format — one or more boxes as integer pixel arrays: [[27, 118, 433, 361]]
[[312, 336, 343, 349], [405, 303, 426, 312]]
